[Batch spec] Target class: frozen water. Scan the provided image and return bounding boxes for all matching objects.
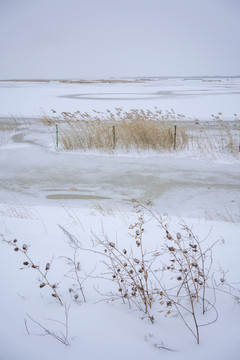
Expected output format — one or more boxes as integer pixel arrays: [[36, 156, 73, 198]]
[[0, 77, 240, 119]]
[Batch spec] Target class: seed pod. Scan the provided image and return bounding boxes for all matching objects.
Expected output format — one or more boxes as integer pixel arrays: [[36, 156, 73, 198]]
[[31, 264, 39, 269], [22, 244, 27, 251], [23, 261, 29, 266], [118, 288, 122, 292], [52, 284, 57, 289], [14, 247, 19, 252], [112, 275, 116, 279], [74, 294, 79, 300], [177, 276, 182, 281], [134, 258, 140, 264], [123, 262, 127, 267], [13, 239, 17, 243], [123, 249, 127, 255], [176, 232, 181, 240], [52, 293, 57, 298], [45, 263, 50, 271], [40, 283, 45, 288], [69, 288, 73, 292], [109, 242, 115, 248]]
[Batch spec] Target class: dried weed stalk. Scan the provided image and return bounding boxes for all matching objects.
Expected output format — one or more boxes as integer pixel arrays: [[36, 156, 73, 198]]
[[1, 235, 63, 305], [78, 200, 221, 344], [25, 304, 70, 346]]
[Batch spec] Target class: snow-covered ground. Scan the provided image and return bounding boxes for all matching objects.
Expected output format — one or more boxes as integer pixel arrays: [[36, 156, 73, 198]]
[[0, 79, 240, 360]]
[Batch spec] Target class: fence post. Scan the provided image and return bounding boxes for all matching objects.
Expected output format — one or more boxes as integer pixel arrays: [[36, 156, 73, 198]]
[[173, 125, 177, 150], [56, 124, 59, 148], [112, 125, 116, 149]]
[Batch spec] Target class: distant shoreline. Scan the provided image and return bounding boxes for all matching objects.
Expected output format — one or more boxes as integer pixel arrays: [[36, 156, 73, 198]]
[[0, 76, 240, 84]]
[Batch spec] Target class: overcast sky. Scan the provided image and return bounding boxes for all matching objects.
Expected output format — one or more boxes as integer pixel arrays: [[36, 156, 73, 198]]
[[0, 0, 239, 79]]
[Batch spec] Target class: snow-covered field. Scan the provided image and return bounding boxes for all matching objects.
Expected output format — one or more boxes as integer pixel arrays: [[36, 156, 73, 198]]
[[0, 78, 240, 360]]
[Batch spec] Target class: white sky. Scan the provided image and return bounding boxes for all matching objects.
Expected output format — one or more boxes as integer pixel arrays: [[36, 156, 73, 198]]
[[0, 0, 239, 79]]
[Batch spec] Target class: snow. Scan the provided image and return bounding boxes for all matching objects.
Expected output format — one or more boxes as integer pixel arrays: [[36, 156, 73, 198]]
[[0, 77, 240, 119], [0, 79, 240, 360]]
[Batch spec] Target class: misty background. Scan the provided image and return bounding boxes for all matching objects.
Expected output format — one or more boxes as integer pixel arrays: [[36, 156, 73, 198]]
[[0, 0, 239, 79]]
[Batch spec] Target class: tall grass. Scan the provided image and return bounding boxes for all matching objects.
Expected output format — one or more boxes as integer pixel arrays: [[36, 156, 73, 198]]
[[41, 109, 240, 158], [42, 108, 189, 153]]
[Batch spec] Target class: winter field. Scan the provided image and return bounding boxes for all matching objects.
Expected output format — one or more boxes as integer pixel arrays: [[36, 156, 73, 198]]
[[0, 78, 240, 360]]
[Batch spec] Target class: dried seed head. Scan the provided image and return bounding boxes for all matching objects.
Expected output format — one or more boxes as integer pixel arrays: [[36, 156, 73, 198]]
[[13, 239, 17, 243], [45, 263, 50, 271], [23, 261, 29, 266], [52, 284, 57, 289], [14, 247, 19, 252], [189, 243, 197, 249], [123, 262, 127, 267], [31, 264, 38, 269], [40, 283, 45, 288], [123, 249, 127, 254], [117, 268, 120, 272], [176, 232, 181, 240], [136, 241, 140, 247], [118, 288, 122, 292], [168, 246, 175, 252], [104, 249, 107, 253], [109, 242, 115, 248], [74, 294, 79, 300], [69, 288, 73, 292], [129, 269, 133, 274], [22, 244, 27, 251], [112, 275, 116, 279], [177, 276, 182, 281], [134, 258, 140, 264]]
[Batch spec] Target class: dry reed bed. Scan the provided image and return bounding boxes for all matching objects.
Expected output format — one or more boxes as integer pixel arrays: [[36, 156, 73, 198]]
[[42, 109, 240, 158]]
